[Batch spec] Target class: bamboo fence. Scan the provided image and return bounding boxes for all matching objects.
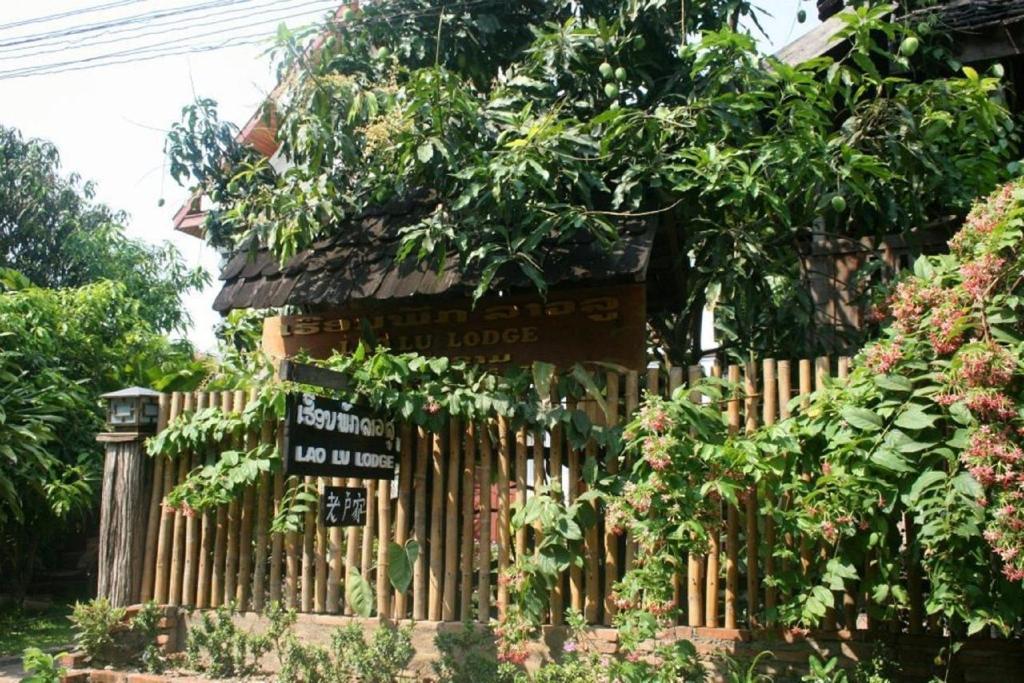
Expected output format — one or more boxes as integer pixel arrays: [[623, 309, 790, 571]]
[[137, 356, 927, 632]]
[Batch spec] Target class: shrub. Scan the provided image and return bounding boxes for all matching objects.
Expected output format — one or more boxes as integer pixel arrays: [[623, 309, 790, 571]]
[[277, 622, 414, 683], [69, 597, 125, 661], [433, 623, 500, 683], [184, 602, 272, 678], [69, 599, 165, 670], [20, 647, 67, 683]]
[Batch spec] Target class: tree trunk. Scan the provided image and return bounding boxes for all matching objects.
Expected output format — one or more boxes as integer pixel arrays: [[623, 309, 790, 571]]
[[96, 434, 151, 606]]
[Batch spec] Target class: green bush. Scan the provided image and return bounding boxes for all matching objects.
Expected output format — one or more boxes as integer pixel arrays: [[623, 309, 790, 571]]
[[184, 603, 272, 678], [434, 623, 500, 683], [69, 599, 164, 670], [20, 647, 67, 683], [277, 622, 414, 683]]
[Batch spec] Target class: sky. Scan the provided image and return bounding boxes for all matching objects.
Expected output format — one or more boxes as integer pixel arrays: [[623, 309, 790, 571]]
[[0, 0, 820, 353]]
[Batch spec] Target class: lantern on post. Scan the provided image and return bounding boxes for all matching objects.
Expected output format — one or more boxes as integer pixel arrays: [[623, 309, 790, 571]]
[[100, 387, 162, 433]]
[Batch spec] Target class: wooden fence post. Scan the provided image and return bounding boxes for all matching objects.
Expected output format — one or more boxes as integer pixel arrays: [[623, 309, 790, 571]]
[[96, 388, 164, 607], [140, 393, 171, 602], [478, 422, 494, 623], [392, 424, 413, 619], [443, 419, 461, 621], [459, 422, 477, 622]]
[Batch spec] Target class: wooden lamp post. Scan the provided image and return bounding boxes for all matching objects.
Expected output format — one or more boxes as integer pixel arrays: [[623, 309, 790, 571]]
[[96, 387, 163, 606]]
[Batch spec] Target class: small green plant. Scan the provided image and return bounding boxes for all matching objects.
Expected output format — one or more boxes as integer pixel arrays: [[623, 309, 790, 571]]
[[69, 597, 125, 660], [69, 599, 165, 669], [331, 623, 415, 683], [185, 602, 272, 678], [20, 647, 67, 683], [719, 651, 774, 683], [804, 655, 850, 683], [277, 622, 414, 683], [434, 623, 500, 683]]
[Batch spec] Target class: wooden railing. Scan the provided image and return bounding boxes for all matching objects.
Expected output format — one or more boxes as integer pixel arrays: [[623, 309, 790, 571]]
[[139, 356, 904, 630]]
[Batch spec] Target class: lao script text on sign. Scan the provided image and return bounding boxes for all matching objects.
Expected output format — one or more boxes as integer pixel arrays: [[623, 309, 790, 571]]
[[321, 486, 367, 527], [262, 283, 646, 370], [282, 393, 399, 479]]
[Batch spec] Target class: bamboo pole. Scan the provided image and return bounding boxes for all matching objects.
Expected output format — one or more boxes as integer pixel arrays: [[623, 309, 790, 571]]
[[496, 417, 512, 618], [667, 367, 684, 619], [223, 390, 245, 607], [478, 422, 494, 623], [197, 393, 221, 609], [269, 471, 284, 605], [251, 418, 274, 612], [314, 477, 328, 614], [762, 359, 778, 625], [362, 480, 377, 612], [778, 360, 792, 420], [344, 476, 361, 615], [584, 400, 601, 624], [532, 428, 548, 625], [514, 427, 528, 558], [686, 365, 705, 628], [815, 356, 838, 631], [623, 371, 639, 574], [413, 428, 429, 620], [285, 519, 300, 609], [182, 391, 207, 606], [799, 359, 813, 409], [744, 363, 759, 627], [327, 476, 344, 614], [299, 475, 315, 614], [567, 407, 583, 614], [429, 430, 445, 621], [459, 422, 477, 622], [377, 470, 393, 619], [724, 366, 741, 630], [705, 363, 722, 627], [141, 393, 172, 602], [393, 425, 413, 619], [211, 390, 234, 608], [603, 372, 621, 626], [548, 421, 565, 624], [152, 391, 181, 605], [443, 419, 461, 621], [236, 389, 258, 610], [168, 392, 193, 606]]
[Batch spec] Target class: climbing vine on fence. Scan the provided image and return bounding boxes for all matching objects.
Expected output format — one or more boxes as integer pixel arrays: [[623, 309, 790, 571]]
[[605, 180, 1024, 643], [148, 344, 624, 531]]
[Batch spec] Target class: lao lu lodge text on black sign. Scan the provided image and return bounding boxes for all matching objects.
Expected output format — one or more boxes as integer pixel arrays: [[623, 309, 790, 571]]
[[282, 393, 399, 479]]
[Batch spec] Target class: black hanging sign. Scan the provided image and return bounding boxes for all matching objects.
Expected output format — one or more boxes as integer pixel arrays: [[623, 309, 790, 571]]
[[321, 486, 368, 527], [282, 392, 399, 479]]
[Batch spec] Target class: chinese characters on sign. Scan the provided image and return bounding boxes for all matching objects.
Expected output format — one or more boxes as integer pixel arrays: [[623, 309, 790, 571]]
[[282, 393, 400, 479], [321, 486, 368, 527]]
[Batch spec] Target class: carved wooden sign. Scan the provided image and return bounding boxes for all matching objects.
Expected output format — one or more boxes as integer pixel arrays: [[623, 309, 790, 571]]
[[263, 283, 646, 370], [281, 393, 399, 479]]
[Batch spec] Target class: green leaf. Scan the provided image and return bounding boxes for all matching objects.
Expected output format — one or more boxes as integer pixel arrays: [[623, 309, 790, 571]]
[[387, 540, 417, 594], [871, 448, 913, 473], [346, 568, 374, 617], [894, 408, 938, 430], [572, 365, 608, 419], [874, 374, 913, 393], [841, 406, 883, 431], [532, 361, 555, 398]]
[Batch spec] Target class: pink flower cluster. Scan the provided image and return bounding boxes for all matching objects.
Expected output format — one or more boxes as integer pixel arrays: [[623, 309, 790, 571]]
[[864, 339, 903, 374], [960, 253, 1006, 299], [954, 341, 1015, 389], [642, 434, 674, 471], [963, 390, 1017, 421], [927, 294, 971, 355], [889, 280, 939, 332]]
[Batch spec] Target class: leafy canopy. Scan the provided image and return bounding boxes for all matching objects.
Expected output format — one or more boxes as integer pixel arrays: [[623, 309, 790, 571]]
[[167, 1, 1016, 360], [0, 125, 207, 333]]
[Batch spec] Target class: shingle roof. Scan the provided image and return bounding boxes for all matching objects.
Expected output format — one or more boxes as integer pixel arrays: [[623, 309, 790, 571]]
[[908, 0, 1024, 32], [212, 197, 656, 312], [776, 1, 1024, 66]]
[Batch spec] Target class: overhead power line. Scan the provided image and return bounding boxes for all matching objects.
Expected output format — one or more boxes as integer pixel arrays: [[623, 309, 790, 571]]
[[0, 0, 500, 81], [0, 0, 256, 50], [0, 0, 148, 33], [0, 0, 342, 60]]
